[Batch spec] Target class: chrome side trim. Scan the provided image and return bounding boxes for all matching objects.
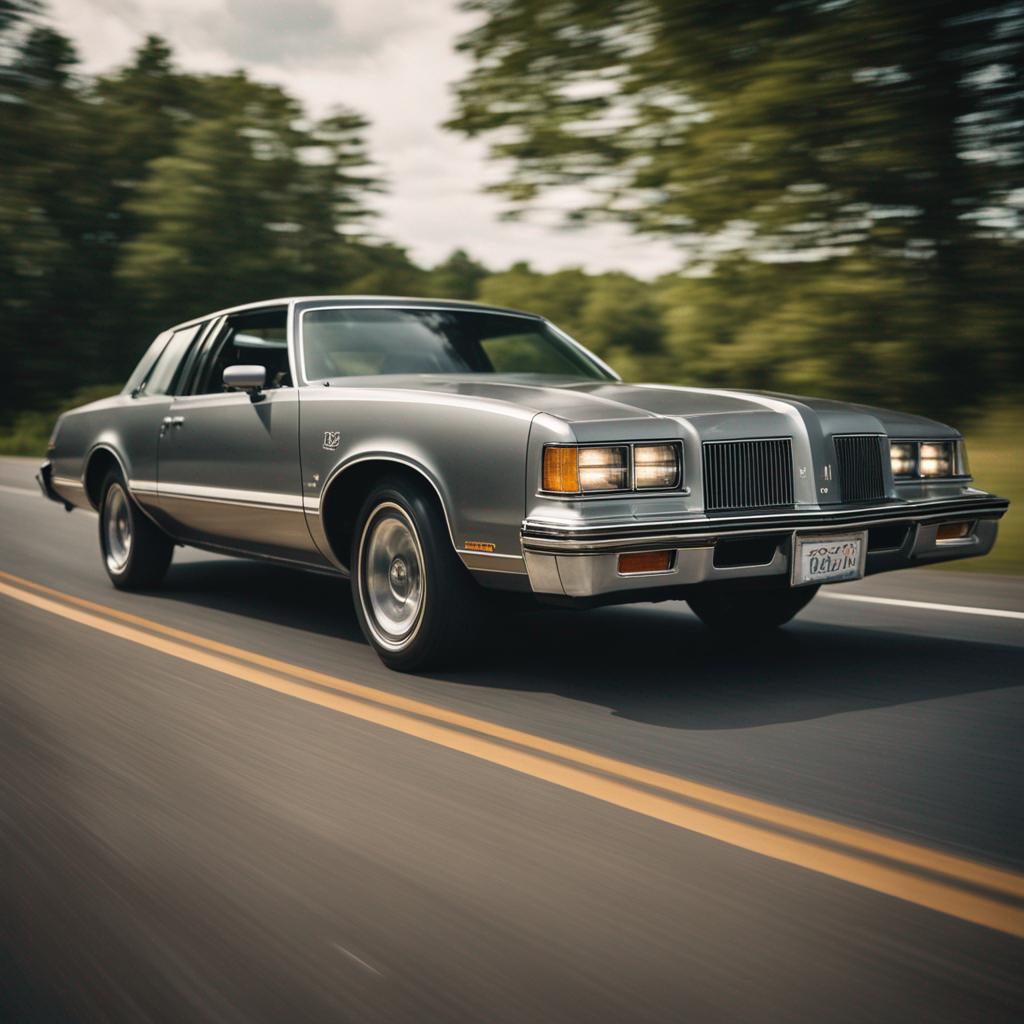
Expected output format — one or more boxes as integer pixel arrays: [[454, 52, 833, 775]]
[[150, 482, 306, 512], [457, 550, 527, 574], [52, 475, 85, 490]]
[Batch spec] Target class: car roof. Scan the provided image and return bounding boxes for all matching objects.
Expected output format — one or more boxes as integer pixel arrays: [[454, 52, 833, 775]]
[[167, 296, 542, 332]]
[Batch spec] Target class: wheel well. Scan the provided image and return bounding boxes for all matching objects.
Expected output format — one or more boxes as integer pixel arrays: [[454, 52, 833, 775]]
[[320, 460, 451, 571], [84, 448, 121, 509]]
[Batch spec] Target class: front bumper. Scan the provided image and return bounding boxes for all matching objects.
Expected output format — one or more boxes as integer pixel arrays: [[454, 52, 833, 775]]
[[520, 492, 1009, 598]]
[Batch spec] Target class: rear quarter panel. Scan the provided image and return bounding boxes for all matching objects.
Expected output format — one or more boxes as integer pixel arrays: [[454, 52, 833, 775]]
[[50, 395, 167, 510]]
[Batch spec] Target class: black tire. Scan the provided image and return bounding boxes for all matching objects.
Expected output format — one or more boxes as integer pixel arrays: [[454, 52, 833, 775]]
[[351, 476, 482, 671], [98, 469, 174, 589], [687, 583, 819, 632]]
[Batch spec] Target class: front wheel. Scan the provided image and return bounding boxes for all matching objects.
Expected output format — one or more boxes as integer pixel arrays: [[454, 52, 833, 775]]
[[99, 470, 174, 589], [352, 477, 482, 671], [687, 584, 819, 633]]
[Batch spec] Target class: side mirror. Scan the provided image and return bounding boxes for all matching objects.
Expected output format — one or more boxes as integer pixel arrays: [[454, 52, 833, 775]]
[[223, 365, 266, 395]]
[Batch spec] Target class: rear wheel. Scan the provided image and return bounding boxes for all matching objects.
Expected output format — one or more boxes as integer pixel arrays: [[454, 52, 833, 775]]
[[687, 584, 819, 632], [352, 477, 481, 671], [99, 469, 173, 589]]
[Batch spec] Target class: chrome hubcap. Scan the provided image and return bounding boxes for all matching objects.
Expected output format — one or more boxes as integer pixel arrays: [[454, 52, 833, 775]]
[[103, 484, 132, 573], [360, 504, 425, 648]]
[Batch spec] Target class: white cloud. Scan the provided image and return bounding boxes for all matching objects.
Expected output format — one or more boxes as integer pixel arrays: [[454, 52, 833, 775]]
[[47, 0, 683, 277]]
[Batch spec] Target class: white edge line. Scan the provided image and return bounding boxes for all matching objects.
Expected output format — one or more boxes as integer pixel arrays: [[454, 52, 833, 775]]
[[822, 592, 1024, 621], [330, 943, 383, 977]]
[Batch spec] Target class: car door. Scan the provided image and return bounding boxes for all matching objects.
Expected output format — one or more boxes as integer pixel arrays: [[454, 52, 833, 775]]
[[121, 325, 203, 517], [156, 308, 327, 565]]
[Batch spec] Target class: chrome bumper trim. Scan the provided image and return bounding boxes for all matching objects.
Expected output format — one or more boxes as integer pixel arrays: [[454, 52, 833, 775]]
[[521, 494, 1009, 554], [36, 461, 74, 511]]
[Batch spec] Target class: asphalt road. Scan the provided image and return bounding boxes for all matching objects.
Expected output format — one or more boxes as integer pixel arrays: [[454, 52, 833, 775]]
[[1, 455, 1022, 1023]]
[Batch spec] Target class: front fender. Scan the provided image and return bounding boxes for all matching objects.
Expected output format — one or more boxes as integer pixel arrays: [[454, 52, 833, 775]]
[[298, 386, 535, 574]]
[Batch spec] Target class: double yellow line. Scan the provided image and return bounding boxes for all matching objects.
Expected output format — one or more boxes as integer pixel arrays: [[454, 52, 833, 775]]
[[2, 568, 1022, 938]]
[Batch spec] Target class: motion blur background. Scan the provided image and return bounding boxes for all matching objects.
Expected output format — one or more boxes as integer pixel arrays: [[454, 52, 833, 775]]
[[1, 0, 1020, 567]]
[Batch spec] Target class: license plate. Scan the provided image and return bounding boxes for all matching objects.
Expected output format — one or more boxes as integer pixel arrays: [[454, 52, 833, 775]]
[[792, 532, 866, 586]]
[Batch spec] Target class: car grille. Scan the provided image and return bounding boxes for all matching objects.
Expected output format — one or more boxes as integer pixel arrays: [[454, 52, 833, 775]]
[[834, 434, 886, 503], [702, 438, 794, 512]]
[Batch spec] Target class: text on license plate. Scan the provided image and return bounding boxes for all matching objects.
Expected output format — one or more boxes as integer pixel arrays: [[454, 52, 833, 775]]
[[793, 532, 866, 586]]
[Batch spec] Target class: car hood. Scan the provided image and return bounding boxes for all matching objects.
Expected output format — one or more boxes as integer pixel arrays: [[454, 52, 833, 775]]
[[324, 374, 957, 439]]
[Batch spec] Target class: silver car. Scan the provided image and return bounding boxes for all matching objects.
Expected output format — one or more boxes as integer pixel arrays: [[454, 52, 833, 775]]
[[38, 296, 1010, 670]]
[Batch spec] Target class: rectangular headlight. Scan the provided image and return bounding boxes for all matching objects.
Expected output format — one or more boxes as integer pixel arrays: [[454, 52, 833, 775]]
[[578, 446, 629, 492], [889, 441, 918, 478], [890, 439, 964, 480], [634, 444, 681, 489], [542, 443, 682, 494], [919, 441, 954, 477]]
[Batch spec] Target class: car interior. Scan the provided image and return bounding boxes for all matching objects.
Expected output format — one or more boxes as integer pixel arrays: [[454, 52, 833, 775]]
[[195, 310, 291, 392]]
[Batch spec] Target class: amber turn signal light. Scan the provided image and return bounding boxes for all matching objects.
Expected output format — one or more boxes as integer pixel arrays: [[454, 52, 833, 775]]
[[936, 521, 971, 541], [618, 550, 673, 574], [543, 447, 580, 493]]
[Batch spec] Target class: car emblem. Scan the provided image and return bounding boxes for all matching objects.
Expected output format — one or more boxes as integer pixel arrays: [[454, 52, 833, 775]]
[[323, 431, 341, 450]]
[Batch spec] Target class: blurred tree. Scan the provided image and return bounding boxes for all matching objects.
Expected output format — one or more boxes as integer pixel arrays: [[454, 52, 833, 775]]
[[477, 263, 592, 338], [343, 242, 431, 296], [118, 112, 287, 320], [448, 0, 1024, 414], [0, 25, 385, 420], [4, 3, 1021, 428], [0, 7, 108, 414], [428, 248, 490, 299], [118, 73, 383, 323]]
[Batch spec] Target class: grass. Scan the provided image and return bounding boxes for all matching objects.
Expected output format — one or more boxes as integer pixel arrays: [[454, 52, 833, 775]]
[[2, 393, 1019, 574], [0, 386, 119, 457], [941, 406, 1022, 576]]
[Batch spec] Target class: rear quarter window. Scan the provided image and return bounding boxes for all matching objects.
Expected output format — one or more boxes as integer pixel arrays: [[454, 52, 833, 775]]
[[141, 324, 203, 396], [122, 331, 170, 395]]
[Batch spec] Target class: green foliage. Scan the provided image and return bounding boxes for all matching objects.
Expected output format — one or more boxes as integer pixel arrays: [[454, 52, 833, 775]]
[[0, 14, 387, 424], [427, 249, 489, 300], [1, 1, 1021, 433], [449, 0, 1024, 416], [0, 384, 118, 455], [938, 407, 1024, 576]]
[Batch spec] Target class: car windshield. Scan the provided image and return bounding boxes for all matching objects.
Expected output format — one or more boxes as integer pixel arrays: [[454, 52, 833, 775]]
[[301, 307, 613, 381]]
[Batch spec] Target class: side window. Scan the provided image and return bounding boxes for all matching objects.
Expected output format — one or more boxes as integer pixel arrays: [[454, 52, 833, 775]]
[[123, 331, 170, 395], [193, 309, 290, 394], [140, 324, 202, 396]]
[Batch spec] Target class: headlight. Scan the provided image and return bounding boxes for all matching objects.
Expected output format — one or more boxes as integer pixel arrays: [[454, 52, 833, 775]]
[[542, 443, 682, 494], [577, 446, 629, 491], [919, 441, 953, 477], [889, 441, 918, 478], [889, 439, 965, 480], [634, 444, 681, 489]]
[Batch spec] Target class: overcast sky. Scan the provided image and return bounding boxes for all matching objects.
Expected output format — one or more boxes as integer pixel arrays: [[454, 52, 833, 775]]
[[48, 0, 682, 277]]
